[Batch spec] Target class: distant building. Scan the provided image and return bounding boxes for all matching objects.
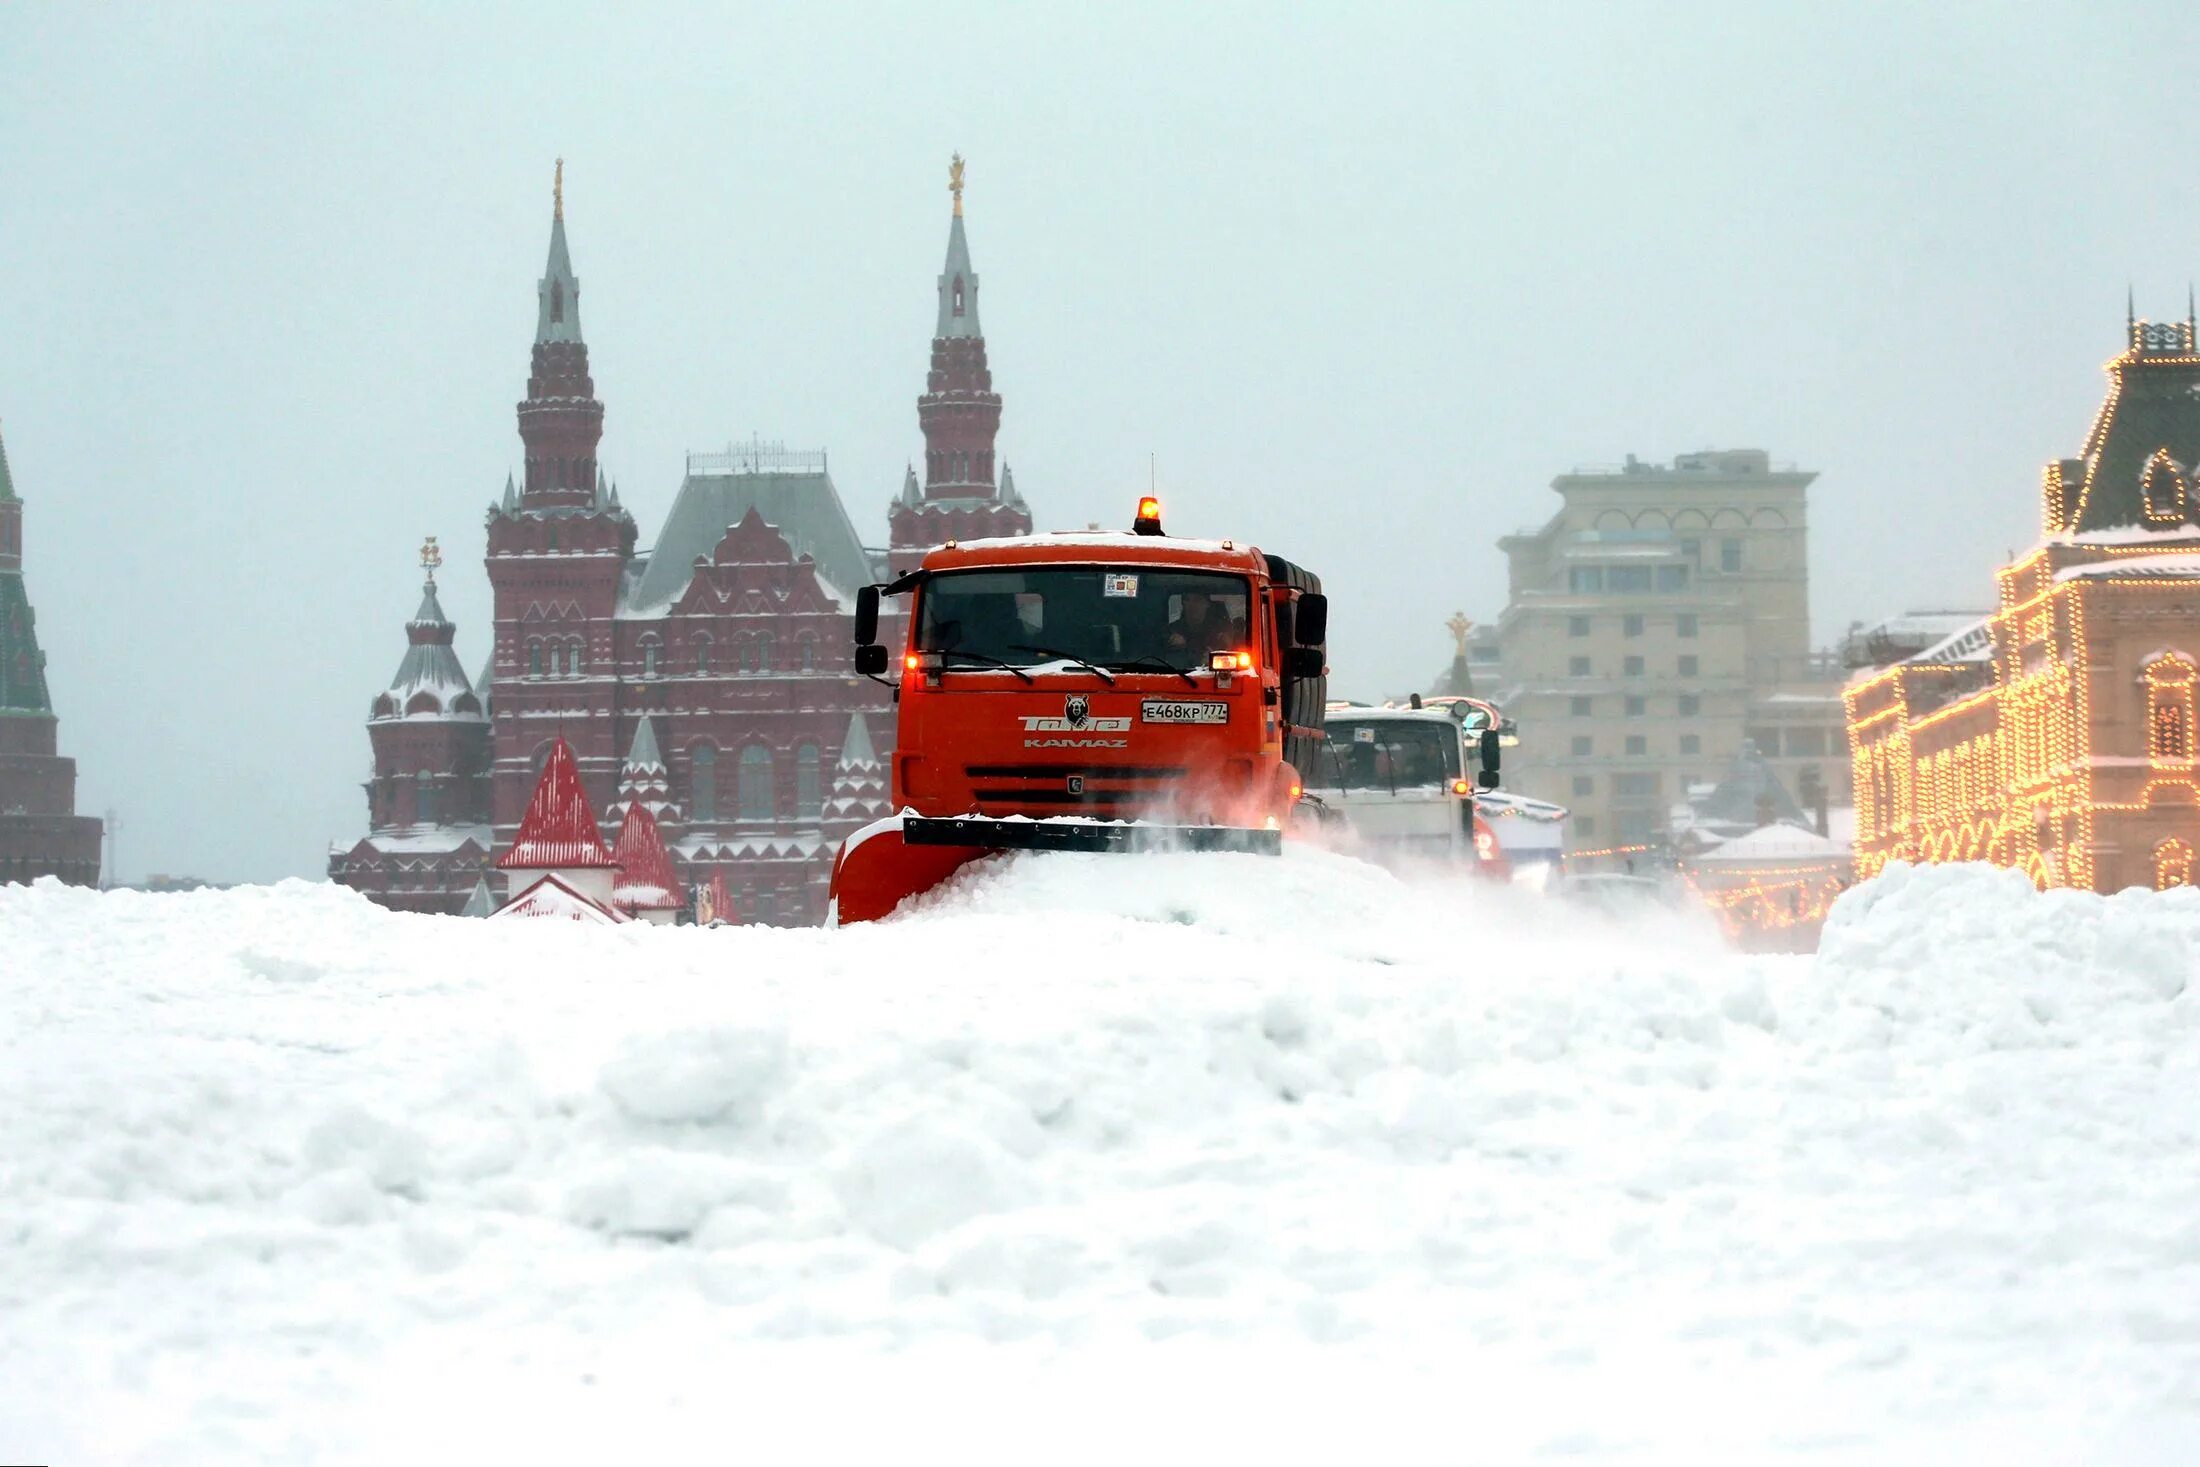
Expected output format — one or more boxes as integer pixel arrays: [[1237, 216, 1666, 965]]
[[0, 425, 102, 886], [1847, 302, 2200, 891], [324, 540, 494, 913], [331, 159, 1001, 922], [1488, 449, 1849, 855]]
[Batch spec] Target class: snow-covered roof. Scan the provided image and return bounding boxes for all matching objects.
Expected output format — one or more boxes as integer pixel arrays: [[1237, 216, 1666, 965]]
[[1914, 618, 1995, 665], [2055, 553, 2200, 583], [1689, 820, 1847, 864], [611, 804, 683, 912], [497, 735, 619, 870], [491, 873, 627, 924], [623, 465, 872, 615], [373, 580, 485, 723], [359, 824, 493, 856]]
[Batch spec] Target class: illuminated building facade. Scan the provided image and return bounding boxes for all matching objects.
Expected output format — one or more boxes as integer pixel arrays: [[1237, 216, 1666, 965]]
[[1847, 303, 2200, 890]]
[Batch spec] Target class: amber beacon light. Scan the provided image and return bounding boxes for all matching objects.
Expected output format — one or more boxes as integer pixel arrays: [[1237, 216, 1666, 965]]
[[1132, 496, 1164, 535]]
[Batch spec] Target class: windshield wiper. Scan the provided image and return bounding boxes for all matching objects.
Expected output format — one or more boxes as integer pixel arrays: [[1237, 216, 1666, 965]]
[[1103, 654, 1197, 687], [938, 649, 1036, 684], [1008, 644, 1116, 685]]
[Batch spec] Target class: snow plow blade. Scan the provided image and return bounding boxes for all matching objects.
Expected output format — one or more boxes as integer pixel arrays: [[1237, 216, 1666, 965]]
[[827, 814, 1281, 925]]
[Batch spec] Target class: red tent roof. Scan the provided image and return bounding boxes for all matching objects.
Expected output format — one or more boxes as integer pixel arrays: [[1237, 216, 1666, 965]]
[[611, 803, 683, 911], [496, 734, 619, 870]]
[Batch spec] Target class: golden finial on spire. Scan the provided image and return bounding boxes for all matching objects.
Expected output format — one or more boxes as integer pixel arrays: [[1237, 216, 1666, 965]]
[[949, 152, 965, 216], [421, 534, 443, 584], [554, 157, 564, 222], [1446, 611, 1474, 656]]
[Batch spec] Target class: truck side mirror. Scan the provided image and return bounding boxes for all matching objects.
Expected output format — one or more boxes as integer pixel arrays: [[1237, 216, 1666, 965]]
[[1478, 728, 1500, 789], [1284, 646, 1324, 679], [853, 585, 880, 645], [1294, 593, 1328, 647], [854, 644, 889, 676]]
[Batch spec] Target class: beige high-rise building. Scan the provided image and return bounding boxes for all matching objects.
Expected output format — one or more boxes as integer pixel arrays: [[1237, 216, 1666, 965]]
[[1489, 450, 1848, 852]]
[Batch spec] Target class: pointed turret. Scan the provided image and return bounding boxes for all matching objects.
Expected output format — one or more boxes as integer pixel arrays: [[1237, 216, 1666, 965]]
[[0, 419, 104, 886], [496, 733, 620, 904], [460, 876, 496, 918], [514, 159, 611, 511], [537, 158, 583, 345], [372, 538, 483, 722], [0, 422, 52, 713], [936, 152, 980, 340], [824, 711, 888, 828], [501, 472, 518, 514], [611, 802, 683, 923], [888, 154, 1031, 571], [607, 715, 680, 829]]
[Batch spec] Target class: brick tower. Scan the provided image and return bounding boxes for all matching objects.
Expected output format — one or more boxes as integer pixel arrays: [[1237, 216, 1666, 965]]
[[327, 538, 494, 912], [0, 424, 102, 886], [888, 153, 1031, 575], [484, 161, 638, 831]]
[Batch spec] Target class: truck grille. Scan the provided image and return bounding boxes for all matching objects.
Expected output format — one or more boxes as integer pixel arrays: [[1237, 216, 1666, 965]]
[[964, 764, 1189, 816]]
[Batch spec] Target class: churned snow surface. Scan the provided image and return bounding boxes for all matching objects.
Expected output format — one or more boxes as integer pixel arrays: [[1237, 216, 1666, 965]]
[[5, 858, 2200, 1464]]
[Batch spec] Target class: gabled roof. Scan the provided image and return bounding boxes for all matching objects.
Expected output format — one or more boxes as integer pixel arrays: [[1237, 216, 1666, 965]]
[[611, 803, 683, 911], [497, 734, 619, 869], [492, 872, 626, 923], [625, 467, 872, 614]]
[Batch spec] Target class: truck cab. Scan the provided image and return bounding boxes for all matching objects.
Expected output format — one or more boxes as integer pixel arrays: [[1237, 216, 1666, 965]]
[[1304, 702, 1502, 868], [829, 498, 1329, 922]]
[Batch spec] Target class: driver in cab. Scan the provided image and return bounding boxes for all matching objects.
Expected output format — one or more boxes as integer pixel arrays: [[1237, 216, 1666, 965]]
[[1165, 590, 1242, 659]]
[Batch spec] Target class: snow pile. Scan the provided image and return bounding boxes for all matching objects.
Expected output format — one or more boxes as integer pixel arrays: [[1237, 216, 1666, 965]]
[[4, 859, 2200, 1463]]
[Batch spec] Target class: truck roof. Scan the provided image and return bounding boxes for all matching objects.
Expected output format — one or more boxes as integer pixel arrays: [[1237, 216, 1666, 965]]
[[1324, 706, 1463, 728], [922, 530, 1271, 577]]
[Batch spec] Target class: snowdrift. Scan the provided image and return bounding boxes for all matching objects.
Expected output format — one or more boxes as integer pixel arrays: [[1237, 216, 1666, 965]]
[[4, 857, 2199, 1464]]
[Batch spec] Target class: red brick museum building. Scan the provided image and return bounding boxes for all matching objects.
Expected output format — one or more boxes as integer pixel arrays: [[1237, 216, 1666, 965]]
[[330, 161, 1031, 921]]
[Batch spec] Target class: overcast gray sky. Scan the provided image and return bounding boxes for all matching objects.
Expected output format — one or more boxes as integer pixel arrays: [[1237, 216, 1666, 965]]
[[5, 1, 2199, 883]]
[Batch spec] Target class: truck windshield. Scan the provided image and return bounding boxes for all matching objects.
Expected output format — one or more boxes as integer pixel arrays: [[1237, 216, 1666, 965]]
[[917, 568, 1253, 669], [1323, 720, 1462, 791]]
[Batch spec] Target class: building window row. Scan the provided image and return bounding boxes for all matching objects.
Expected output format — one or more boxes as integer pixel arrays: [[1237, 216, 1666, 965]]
[[1567, 612, 1701, 639], [1567, 564, 1692, 595], [527, 637, 587, 677], [684, 740, 828, 824], [1565, 657, 1706, 680]]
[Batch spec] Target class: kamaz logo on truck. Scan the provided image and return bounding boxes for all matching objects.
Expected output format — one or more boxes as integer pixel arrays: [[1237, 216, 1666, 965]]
[[1020, 698, 1130, 734], [1020, 697, 1130, 748]]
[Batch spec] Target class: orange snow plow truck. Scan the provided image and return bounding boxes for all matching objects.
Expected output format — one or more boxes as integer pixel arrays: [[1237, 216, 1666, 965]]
[[827, 497, 1329, 923]]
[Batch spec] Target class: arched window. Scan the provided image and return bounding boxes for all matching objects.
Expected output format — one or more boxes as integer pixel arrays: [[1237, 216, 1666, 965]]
[[2156, 838, 2194, 890], [689, 743, 718, 821], [568, 638, 586, 677], [797, 633, 817, 673], [415, 770, 437, 824], [795, 742, 822, 818], [692, 633, 713, 675], [757, 633, 775, 672], [737, 634, 760, 675], [738, 745, 775, 821], [952, 277, 965, 315], [640, 637, 660, 677], [2145, 655, 2197, 765], [528, 641, 543, 677], [551, 280, 564, 323]]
